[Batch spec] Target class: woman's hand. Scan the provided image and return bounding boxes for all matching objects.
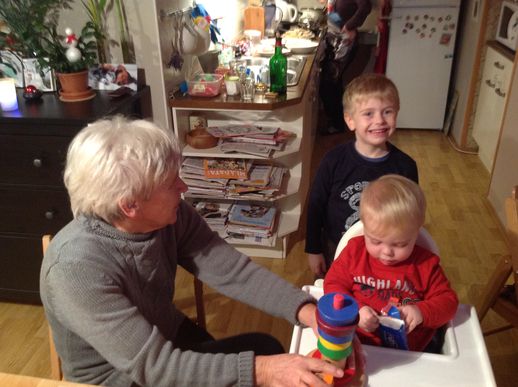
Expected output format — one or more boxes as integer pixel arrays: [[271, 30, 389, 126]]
[[358, 305, 379, 332], [398, 304, 423, 333], [255, 354, 344, 387]]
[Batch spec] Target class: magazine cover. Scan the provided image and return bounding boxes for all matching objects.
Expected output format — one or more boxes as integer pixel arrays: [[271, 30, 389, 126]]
[[228, 204, 276, 229], [89, 63, 138, 91], [204, 159, 250, 179]]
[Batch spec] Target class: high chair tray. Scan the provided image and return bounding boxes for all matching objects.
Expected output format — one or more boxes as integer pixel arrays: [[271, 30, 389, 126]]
[[289, 286, 496, 387]]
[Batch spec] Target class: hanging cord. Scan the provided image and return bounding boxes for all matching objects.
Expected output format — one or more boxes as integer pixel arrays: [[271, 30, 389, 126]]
[[444, 133, 479, 155]]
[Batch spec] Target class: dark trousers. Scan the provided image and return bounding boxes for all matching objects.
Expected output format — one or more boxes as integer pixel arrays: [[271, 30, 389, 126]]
[[319, 35, 359, 132], [175, 316, 285, 355]]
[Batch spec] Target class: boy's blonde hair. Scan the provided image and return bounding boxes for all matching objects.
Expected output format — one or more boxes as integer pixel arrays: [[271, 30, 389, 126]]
[[360, 174, 425, 234], [342, 73, 400, 115]]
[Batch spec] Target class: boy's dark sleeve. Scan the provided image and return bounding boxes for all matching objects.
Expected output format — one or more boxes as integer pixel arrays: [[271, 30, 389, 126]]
[[305, 155, 333, 254]]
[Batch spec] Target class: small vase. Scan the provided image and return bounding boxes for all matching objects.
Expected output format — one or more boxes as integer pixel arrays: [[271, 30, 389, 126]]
[[57, 70, 95, 102]]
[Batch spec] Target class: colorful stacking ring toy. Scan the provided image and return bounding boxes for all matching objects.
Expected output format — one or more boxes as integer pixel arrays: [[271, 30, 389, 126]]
[[316, 292, 359, 376]]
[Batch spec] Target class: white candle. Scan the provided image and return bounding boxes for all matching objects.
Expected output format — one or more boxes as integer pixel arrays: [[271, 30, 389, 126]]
[[0, 78, 19, 111]]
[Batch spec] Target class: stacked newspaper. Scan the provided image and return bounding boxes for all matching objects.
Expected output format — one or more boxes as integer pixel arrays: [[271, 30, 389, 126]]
[[181, 157, 287, 200], [226, 204, 277, 246], [191, 201, 278, 247], [206, 124, 295, 158], [192, 201, 232, 238]]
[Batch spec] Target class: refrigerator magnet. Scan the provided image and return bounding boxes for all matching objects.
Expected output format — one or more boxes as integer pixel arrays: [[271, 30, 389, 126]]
[[440, 33, 452, 45]]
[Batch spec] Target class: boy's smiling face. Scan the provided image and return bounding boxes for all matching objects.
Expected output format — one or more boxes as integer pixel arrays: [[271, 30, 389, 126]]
[[344, 97, 398, 157]]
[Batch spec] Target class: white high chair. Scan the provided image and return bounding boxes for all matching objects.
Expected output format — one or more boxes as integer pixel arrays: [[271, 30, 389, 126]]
[[292, 221, 496, 386]]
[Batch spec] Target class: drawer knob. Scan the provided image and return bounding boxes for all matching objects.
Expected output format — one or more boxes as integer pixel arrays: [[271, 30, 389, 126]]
[[33, 158, 43, 168], [45, 211, 55, 220]]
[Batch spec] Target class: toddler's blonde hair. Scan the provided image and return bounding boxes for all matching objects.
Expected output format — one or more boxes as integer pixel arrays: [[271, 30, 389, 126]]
[[342, 73, 400, 115], [360, 174, 425, 235]]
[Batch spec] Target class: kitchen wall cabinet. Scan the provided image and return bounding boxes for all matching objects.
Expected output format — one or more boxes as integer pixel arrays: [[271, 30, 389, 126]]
[[472, 41, 514, 172], [171, 56, 319, 258], [0, 87, 150, 303]]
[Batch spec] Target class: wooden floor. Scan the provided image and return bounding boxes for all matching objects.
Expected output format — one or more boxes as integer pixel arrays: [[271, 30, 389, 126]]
[[1, 129, 517, 386]]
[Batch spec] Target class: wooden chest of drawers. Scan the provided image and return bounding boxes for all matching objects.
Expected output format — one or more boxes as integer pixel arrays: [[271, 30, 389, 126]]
[[0, 87, 151, 303]]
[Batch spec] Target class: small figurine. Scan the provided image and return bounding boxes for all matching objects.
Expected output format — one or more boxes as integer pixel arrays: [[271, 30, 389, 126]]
[[64, 27, 82, 63]]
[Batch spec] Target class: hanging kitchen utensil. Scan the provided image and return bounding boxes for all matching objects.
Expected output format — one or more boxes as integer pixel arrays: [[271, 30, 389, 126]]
[[167, 12, 184, 70]]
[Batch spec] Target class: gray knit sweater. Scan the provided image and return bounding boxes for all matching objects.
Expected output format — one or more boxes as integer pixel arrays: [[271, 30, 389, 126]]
[[40, 201, 313, 387]]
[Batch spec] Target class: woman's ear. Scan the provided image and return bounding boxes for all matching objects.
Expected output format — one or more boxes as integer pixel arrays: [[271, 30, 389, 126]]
[[118, 199, 139, 218]]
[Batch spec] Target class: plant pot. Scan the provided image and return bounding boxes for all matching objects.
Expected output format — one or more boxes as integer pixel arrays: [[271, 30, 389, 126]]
[[56, 70, 95, 102]]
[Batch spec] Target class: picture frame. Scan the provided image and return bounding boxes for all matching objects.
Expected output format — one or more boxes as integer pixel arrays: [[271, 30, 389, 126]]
[[22, 58, 57, 92], [88, 63, 138, 91], [0, 50, 24, 87]]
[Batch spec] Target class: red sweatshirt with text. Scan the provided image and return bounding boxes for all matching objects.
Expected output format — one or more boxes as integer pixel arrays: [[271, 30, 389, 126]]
[[324, 236, 458, 351]]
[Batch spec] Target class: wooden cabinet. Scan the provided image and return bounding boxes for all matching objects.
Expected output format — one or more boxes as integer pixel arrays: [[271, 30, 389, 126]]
[[472, 42, 514, 172], [170, 55, 319, 259], [0, 87, 151, 303]]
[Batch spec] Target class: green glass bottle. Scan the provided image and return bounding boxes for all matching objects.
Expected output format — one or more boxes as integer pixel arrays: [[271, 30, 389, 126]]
[[269, 34, 287, 94]]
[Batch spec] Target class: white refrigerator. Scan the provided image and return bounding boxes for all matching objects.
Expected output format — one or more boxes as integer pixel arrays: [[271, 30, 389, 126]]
[[385, 0, 460, 130]]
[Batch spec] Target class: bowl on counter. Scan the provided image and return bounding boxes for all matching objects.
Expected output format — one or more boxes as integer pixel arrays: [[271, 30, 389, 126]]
[[283, 38, 318, 54], [187, 74, 223, 97], [260, 37, 318, 55]]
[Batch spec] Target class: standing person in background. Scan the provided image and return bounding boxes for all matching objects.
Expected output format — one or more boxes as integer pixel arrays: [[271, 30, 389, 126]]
[[40, 116, 344, 387], [319, 0, 372, 134]]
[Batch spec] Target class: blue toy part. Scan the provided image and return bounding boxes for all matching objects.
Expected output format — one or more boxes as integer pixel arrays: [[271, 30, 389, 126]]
[[385, 305, 401, 319], [318, 327, 354, 344], [318, 292, 359, 326]]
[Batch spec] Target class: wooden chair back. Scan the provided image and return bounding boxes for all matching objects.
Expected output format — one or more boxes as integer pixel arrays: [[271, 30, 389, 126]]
[[42, 235, 63, 381], [477, 186, 518, 335]]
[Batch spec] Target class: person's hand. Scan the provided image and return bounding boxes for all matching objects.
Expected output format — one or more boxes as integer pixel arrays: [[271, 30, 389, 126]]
[[358, 305, 379, 332], [255, 354, 344, 387], [341, 27, 357, 43], [297, 302, 318, 337], [398, 304, 423, 333], [307, 253, 326, 278]]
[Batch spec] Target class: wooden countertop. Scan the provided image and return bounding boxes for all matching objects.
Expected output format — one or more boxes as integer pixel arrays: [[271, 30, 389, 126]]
[[170, 52, 318, 111]]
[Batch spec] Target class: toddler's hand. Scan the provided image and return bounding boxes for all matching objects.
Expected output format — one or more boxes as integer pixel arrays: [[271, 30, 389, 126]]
[[307, 253, 327, 278], [358, 306, 379, 332], [398, 304, 423, 333]]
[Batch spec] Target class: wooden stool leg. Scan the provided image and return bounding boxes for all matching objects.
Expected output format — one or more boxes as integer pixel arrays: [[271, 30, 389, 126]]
[[194, 278, 206, 329], [476, 255, 513, 321]]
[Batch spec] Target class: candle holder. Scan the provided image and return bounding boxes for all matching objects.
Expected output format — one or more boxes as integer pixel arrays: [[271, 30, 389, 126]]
[[0, 78, 19, 111]]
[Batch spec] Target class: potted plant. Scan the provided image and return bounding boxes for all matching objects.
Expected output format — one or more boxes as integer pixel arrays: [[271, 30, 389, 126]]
[[0, 0, 99, 101]]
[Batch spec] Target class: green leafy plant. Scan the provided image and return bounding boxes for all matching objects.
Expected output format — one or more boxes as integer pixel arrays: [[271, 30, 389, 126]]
[[0, 0, 98, 73]]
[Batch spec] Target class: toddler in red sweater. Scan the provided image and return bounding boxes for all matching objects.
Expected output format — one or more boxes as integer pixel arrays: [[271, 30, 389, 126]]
[[324, 174, 458, 351]]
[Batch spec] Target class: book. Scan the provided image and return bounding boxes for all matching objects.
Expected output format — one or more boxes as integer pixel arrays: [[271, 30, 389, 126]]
[[228, 204, 276, 230], [203, 159, 250, 179]]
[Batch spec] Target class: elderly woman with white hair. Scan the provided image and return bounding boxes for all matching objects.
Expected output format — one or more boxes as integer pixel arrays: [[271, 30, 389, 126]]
[[40, 116, 342, 387]]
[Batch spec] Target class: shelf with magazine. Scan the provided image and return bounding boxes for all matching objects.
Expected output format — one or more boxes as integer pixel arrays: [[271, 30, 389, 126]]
[[171, 87, 316, 258]]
